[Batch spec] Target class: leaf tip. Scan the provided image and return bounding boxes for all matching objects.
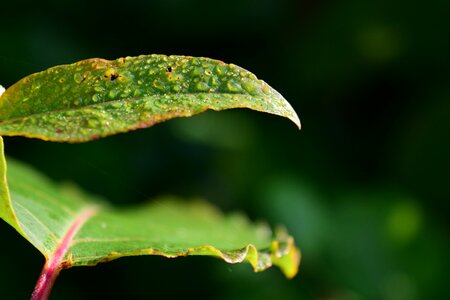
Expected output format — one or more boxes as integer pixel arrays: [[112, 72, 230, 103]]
[[289, 111, 302, 130], [282, 100, 301, 130], [271, 229, 301, 279], [269, 89, 301, 130]]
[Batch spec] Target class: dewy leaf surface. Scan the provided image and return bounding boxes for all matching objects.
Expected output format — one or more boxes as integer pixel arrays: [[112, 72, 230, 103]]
[[0, 137, 300, 278], [0, 55, 300, 142]]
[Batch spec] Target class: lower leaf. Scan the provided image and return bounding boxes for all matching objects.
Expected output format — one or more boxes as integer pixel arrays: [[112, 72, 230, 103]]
[[0, 137, 300, 285]]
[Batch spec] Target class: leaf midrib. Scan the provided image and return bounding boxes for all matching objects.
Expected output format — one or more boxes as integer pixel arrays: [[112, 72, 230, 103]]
[[0, 91, 253, 124], [47, 206, 98, 266]]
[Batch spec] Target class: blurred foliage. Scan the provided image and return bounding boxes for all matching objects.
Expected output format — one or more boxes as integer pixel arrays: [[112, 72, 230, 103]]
[[0, 0, 449, 299]]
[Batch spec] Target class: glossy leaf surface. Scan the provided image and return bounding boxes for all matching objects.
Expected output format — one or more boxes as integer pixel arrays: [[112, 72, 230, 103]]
[[0, 137, 300, 278], [0, 55, 300, 142]]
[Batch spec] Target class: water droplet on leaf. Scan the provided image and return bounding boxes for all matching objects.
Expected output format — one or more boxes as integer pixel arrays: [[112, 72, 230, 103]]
[[195, 82, 210, 92], [108, 90, 117, 99], [226, 81, 241, 93], [152, 79, 165, 91], [92, 94, 100, 102], [192, 67, 203, 77], [74, 73, 83, 84], [241, 78, 260, 94], [87, 119, 98, 128], [94, 86, 105, 92]]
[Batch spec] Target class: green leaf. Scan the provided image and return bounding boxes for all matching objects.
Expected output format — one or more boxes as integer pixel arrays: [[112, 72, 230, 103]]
[[0, 55, 300, 142], [0, 137, 300, 279]]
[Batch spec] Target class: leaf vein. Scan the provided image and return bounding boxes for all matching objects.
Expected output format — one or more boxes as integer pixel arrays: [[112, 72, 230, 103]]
[[12, 182, 78, 216], [13, 201, 59, 242]]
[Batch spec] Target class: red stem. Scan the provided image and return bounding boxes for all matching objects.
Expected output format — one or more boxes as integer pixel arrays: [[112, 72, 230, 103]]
[[31, 207, 97, 300]]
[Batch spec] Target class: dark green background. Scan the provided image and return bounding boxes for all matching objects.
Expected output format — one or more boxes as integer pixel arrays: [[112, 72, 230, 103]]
[[1, 0, 449, 299]]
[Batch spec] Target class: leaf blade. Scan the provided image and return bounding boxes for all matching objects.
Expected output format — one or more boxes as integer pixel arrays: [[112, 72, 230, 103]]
[[0, 138, 300, 278], [0, 55, 300, 142]]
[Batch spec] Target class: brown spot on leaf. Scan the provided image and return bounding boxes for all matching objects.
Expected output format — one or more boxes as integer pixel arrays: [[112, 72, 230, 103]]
[[104, 68, 120, 81], [90, 134, 101, 140]]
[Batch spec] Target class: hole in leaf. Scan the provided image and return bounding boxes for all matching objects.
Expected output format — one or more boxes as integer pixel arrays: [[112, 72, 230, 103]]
[[104, 73, 120, 81], [110, 73, 119, 81]]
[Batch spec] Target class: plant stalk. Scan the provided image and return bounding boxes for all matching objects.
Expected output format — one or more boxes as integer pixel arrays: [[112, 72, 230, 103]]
[[31, 260, 62, 300]]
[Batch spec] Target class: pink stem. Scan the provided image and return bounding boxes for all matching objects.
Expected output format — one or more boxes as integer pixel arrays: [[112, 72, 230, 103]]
[[31, 207, 97, 300]]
